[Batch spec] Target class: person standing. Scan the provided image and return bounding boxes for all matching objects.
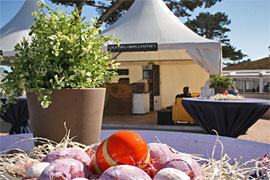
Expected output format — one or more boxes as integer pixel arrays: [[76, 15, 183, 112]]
[[263, 82, 270, 92]]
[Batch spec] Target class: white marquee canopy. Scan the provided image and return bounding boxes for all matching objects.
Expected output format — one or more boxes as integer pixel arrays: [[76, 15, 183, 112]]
[[102, 0, 222, 75], [0, 0, 222, 74], [0, 0, 38, 57]]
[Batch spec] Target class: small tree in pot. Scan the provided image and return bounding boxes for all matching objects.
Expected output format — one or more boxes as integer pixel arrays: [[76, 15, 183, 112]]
[[209, 75, 234, 94], [0, 0, 119, 145]]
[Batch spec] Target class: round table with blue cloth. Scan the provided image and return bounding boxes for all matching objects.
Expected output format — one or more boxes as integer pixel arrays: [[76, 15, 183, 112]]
[[0, 96, 30, 134], [182, 97, 270, 138], [0, 130, 268, 169]]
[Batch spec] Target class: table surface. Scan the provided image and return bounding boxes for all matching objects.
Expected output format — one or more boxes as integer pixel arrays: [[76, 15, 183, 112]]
[[182, 97, 270, 137], [182, 97, 270, 104], [1, 130, 269, 167]]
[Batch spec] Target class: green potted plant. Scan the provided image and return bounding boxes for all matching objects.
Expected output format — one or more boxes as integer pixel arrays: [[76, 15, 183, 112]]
[[209, 75, 233, 94], [0, 1, 119, 145]]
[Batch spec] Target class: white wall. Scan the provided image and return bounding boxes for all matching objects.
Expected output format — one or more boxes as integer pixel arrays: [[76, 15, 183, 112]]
[[113, 60, 209, 108], [160, 60, 208, 107]]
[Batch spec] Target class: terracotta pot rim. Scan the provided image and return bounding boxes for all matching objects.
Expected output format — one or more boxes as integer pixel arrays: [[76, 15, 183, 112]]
[[52, 88, 106, 90], [26, 88, 106, 94]]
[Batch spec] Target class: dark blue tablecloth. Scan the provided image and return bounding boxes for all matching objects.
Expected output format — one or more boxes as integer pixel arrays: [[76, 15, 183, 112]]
[[0, 130, 269, 167], [182, 98, 270, 137], [0, 96, 30, 134]]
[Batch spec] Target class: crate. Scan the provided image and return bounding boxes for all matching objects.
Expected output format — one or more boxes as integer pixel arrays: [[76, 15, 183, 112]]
[[157, 109, 172, 125]]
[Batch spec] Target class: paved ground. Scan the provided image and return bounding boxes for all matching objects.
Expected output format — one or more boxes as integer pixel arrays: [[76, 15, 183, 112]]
[[238, 118, 270, 144], [1, 112, 269, 144], [102, 112, 270, 144]]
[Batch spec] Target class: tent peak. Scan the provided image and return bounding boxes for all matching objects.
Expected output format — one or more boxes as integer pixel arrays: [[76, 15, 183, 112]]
[[0, 0, 38, 52], [102, 0, 217, 44], [0, 0, 38, 38], [102, 0, 222, 75]]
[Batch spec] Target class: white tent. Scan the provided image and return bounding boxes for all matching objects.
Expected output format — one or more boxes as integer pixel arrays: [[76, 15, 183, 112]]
[[102, 0, 222, 75], [0, 0, 38, 57]]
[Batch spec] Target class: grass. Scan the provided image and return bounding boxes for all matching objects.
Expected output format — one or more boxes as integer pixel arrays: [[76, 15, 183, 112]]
[[223, 57, 270, 70]]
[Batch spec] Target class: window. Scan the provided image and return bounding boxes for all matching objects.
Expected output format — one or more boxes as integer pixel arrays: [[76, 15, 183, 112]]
[[233, 78, 259, 92], [118, 78, 130, 83], [116, 69, 129, 75]]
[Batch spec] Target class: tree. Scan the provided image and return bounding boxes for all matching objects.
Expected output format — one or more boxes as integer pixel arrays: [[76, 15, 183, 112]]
[[185, 12, 246, 61], [49, 0, 222, 27], [222, 45, 246, 61]]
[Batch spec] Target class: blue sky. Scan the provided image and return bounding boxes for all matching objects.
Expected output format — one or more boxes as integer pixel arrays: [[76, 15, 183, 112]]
[[1, 0, 269, 61]]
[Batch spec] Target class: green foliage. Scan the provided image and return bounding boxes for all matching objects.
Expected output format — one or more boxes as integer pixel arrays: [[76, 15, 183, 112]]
[[185, 12, 246, 61], [49, 0, 87, 10], [209, 75, 233, 89], [222, 44, 247, 61], [147, 61, 155, 65], [185, 12, 231, 41], [223, 57, 270, 70], [49, 0, 96, 11], [111, 86, 118, 94], [0, 0, 120, 109]]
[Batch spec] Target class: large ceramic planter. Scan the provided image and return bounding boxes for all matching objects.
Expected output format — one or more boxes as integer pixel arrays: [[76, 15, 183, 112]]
[[27, 88, 105, 145]]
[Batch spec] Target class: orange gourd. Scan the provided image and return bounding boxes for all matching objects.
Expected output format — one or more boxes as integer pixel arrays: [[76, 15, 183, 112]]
[[90, 131, 149, 174]]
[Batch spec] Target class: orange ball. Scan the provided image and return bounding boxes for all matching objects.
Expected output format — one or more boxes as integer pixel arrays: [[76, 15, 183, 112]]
[[91, 131, 150, 174]]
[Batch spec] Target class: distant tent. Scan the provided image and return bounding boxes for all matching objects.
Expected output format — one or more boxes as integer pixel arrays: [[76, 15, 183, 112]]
[[0, 0, 38, 57], [102, 0, 222, 75]]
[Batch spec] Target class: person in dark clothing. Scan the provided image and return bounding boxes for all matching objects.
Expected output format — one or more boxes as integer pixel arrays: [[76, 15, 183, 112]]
[[175, 86, 192, 98], [264, 82, 270, 92]]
